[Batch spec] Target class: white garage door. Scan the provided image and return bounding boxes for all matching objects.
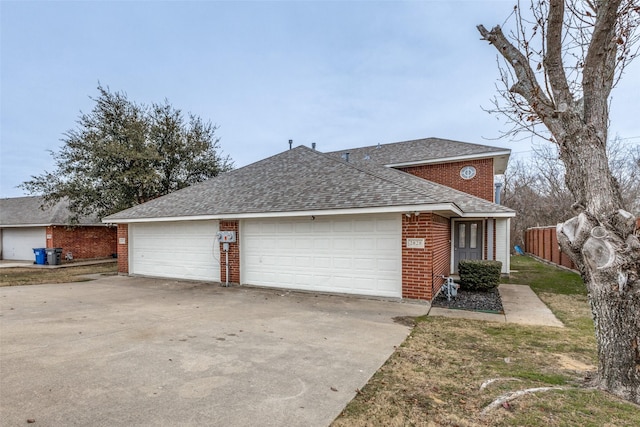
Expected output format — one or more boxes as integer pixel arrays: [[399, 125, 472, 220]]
[[129, 220, 220, 282], [242, 214, 402, 298], [1, 227, 46, 261]]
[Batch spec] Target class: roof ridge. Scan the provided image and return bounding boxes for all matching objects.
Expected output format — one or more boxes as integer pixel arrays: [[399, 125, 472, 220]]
[[326, 137, 508, 155]]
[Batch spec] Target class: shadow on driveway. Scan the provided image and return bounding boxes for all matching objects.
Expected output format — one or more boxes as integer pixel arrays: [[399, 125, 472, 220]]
[[0, 275, 427, 426]]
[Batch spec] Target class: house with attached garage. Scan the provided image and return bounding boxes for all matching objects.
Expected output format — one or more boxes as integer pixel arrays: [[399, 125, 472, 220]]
[[103, 138, 514, 301], [0, 196, 117, 261]]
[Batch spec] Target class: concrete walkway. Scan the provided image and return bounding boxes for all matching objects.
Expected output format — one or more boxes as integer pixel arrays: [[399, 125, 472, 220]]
[[428, 284, 564, 328]]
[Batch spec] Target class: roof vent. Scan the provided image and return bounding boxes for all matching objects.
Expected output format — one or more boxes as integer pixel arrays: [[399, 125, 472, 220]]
[[312, 142, 316, 150], [376, 143, 381, 149], [341, 152, 350, 162], [289, 139, 293, 150]]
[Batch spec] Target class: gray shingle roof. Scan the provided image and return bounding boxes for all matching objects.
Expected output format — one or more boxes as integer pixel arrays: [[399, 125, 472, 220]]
[[327, 137, 509, 165], [104, 146, 513, 222], [0, 196, 102, 226]]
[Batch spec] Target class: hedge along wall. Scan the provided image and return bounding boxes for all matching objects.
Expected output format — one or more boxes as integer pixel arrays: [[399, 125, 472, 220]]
[[524, 226, 577, 271]]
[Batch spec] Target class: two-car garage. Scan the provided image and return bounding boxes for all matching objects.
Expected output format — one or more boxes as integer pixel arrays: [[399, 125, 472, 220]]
[[126, 214, 403, 298], [242, 214, 402, 298]]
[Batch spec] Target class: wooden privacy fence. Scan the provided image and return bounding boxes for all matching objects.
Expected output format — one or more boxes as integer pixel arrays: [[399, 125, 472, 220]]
[[525, 219, 639, 272], [524, 226, 577, 271]]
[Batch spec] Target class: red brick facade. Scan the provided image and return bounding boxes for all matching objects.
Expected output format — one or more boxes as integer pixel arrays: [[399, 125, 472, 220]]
[[524, 226, 577, 270], [219, 220, 240, 284], [45, 225, 117, 260], [117, 224, 129, 274], [401, 213, 450, 300], [399, 158, 495, 202]]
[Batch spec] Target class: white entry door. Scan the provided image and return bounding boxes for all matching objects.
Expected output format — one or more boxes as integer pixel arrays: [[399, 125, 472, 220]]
[[242, 214, 402, 298], [1, 227, 46, 260], [129, 220, 220, 282]]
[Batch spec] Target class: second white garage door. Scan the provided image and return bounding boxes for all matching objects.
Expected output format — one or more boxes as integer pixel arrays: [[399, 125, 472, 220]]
[[242, 214, 402, 298], [129, 220, 220, 282]]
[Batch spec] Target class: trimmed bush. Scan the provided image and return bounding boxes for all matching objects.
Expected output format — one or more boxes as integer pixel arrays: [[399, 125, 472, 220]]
[[458, 260, 502, 292]]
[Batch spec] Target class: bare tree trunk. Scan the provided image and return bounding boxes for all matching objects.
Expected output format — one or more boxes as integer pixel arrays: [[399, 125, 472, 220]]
[[556, 129, 640, 403], [478, 0, 640, 403]]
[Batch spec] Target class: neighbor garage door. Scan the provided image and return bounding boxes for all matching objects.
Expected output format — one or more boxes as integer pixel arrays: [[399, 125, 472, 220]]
[[242, 214, 402, 298], [129, 220, 220, 282], [1, 227, 46, 261]]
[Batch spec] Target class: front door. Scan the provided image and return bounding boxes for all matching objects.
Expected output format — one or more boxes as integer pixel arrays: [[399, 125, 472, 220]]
[[453, 220, 483, 272]]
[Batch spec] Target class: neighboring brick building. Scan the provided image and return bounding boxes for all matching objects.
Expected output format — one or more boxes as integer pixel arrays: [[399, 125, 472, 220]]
[[105, 138, 514, 301], [1, 196, 116, 262]]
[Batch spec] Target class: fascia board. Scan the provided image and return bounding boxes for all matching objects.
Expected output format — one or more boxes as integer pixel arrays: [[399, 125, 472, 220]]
[[458, 211, 516, 218], [385, 150, 512, 168], [0, 224, 52, 228], [102, 203, 465, 224], [1, 223, 107, 228]]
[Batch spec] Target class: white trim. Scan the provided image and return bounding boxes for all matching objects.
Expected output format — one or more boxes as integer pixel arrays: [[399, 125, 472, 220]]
[[0, 223, 108, 228], [385, 150, 512, 168], [496, 218, 511, 274], [103, 203, 466, 224], [459, 211, 515, 218], [487, 218, 494, 260]]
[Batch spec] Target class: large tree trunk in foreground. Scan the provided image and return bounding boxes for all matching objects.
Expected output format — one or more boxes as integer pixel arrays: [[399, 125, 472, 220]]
[[556, 130, 640, 402], [478, 0, 640, 404]]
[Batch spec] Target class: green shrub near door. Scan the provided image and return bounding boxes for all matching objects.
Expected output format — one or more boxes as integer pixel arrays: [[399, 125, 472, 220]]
[[458, 260, 502, 291]]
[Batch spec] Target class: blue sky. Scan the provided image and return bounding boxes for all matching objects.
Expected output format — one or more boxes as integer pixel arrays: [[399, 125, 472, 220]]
[[2, 0, 639, 198]]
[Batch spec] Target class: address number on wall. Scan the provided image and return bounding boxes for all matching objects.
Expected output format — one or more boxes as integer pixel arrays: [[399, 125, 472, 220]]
[[406, 238, 425, 249]]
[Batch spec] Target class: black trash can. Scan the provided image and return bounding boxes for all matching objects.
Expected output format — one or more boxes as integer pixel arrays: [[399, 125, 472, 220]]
[[45, 248, 63, 265]]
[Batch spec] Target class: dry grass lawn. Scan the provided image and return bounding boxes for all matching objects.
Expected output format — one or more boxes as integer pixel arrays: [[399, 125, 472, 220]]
[[332, 256, 640, 426], [0, 262, 117, 287]]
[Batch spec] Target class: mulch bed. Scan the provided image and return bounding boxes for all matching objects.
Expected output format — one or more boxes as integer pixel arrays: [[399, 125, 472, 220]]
[[431, 287, 504, 314]]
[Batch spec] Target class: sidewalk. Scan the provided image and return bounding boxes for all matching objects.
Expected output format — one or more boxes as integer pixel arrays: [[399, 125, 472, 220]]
[[428, 284, 564, 328]]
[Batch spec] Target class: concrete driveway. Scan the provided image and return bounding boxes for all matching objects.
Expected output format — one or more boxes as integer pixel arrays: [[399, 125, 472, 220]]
[[0, 275, 427, 426]]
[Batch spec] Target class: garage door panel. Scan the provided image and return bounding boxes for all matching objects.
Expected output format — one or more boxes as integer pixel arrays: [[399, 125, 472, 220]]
[[333, 222, 352, 232], [314, 222, 331, 232], [242, 214, 401, 298], [376, 219, 399, 231], [1, 227, 46, 260], [333, 239, 352, 250], [354, 220, 375, 232], [314, 257, 331, 268], [130, 221, 219, 282]]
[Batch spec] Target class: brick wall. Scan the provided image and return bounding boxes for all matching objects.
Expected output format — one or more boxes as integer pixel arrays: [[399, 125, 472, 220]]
[[430, 214, 451, 298], [219, 220, 240, 284], [46, 225, 117, 260], [399, 158, 495, 202], [117, 224, 129, 274], [402, 213, 451, 300], [525, 226, 577, 270]]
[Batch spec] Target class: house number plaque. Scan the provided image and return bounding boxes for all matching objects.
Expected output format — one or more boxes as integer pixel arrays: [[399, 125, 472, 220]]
[[406, 238, 425, 249]]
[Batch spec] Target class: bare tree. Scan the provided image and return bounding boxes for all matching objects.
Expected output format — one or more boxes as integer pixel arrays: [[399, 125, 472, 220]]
[[502, 150, 574, 248], [503, 138, 638, 251], [478, 1, 640, 403]]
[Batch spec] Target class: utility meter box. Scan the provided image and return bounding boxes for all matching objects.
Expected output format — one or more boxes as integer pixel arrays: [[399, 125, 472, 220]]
[[216, 231, 237, 243]]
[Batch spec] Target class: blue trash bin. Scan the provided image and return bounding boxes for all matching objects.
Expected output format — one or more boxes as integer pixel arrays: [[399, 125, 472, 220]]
[[33, 248, 47, 265]]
